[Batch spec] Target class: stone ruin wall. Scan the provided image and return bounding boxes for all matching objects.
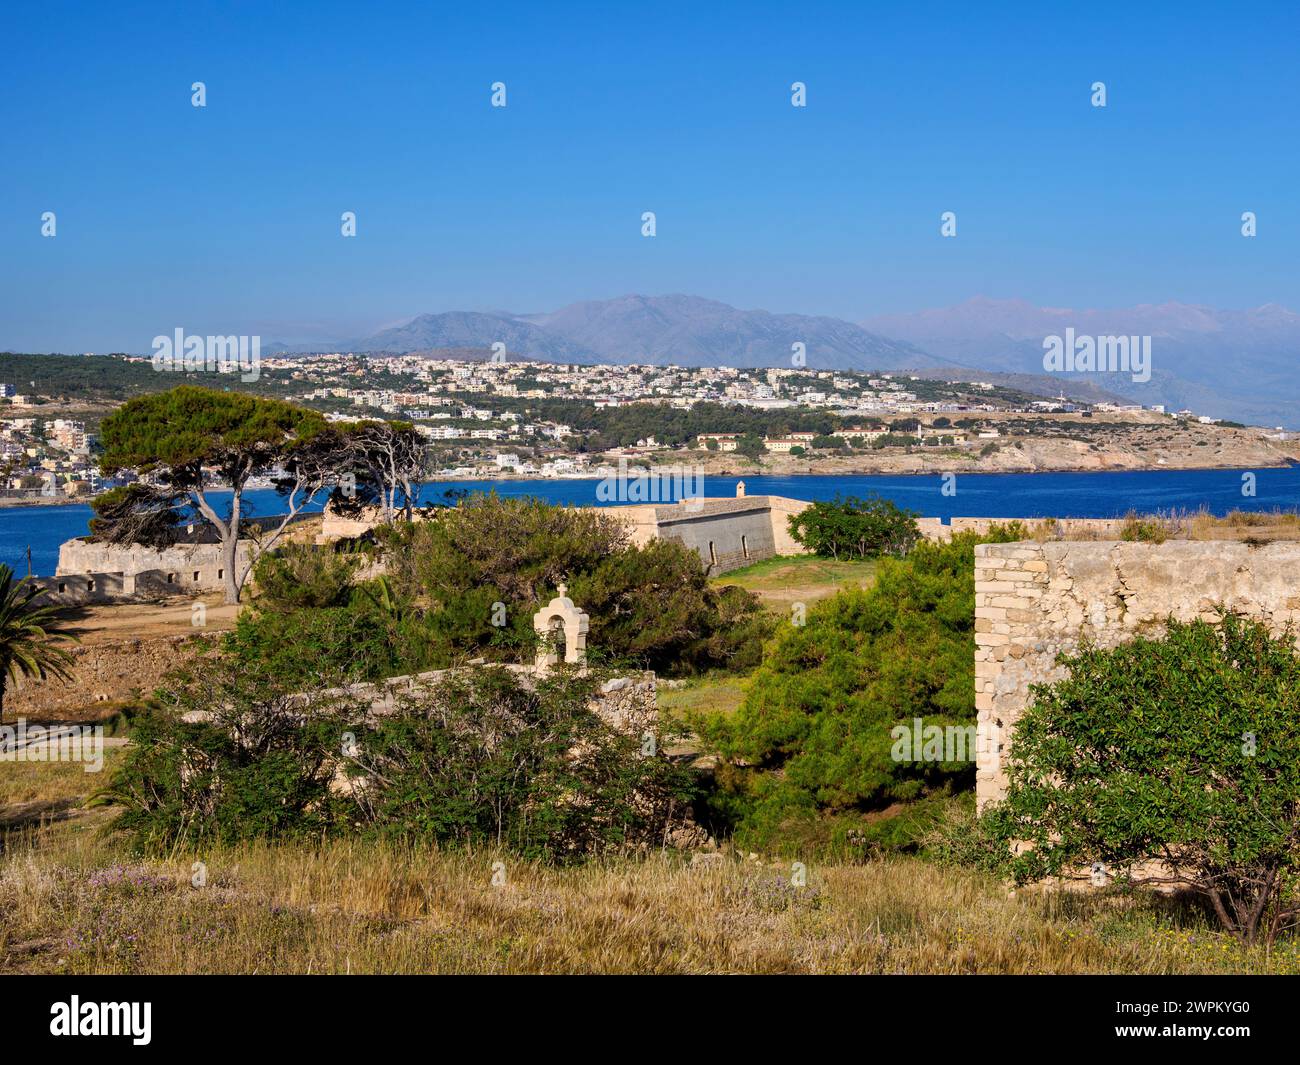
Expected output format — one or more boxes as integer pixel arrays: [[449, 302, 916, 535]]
[[975, 540, 1300, 807], [6, 634, 206, 718], [307, 664, 657, 736], [34, 540, 251, 605]]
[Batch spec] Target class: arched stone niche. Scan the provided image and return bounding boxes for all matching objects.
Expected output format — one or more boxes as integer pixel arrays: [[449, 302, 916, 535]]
[[533, 583, 589, 673]]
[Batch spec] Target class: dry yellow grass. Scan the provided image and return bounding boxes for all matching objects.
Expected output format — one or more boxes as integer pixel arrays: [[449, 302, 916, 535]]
[[2, 818, 1296, 974], [1187, 507, 1300, 541], [0, 750, 125, 831]]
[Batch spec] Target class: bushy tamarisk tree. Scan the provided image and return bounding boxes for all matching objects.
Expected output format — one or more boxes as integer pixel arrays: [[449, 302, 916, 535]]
[[983, 613, 1300, 946]]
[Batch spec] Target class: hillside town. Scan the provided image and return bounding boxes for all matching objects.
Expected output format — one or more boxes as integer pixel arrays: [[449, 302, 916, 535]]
[[5, 353, 1282, 501]]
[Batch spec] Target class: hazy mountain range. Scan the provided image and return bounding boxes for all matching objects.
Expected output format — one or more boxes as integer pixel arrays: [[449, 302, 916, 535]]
[[292, 294, 944, 371], [270, 293, 1300, 428], [863, 297, 1300, 428]]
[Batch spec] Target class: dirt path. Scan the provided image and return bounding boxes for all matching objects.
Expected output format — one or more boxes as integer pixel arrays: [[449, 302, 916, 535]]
[[55, 593, 241, 645]]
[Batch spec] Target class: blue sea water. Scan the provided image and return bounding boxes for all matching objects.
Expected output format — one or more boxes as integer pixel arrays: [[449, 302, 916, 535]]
[[2, 466, 1298, 577]]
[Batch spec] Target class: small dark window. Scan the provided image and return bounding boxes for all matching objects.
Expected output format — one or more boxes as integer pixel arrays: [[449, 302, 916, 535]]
[[58, 582, 66, 593], [217, 568, 224, 580], [708, 541, 717, 567], [741, 534, 749, 559], [167, 572, 176, 584], [193, 570, 200, 582], [87, 579, 95, 592]]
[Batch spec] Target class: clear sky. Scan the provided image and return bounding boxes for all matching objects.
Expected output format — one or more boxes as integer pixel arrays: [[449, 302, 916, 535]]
[[2, 0, 1297, 352]]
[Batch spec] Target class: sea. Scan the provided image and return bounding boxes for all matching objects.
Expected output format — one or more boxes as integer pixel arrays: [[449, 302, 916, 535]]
[[2, 466, 1298, 577]]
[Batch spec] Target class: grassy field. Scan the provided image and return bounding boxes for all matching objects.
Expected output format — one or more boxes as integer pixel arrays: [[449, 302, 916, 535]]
[[3, 810, 1294, 974], [655, 555, 880, 729], [714, 555, 878, 614], [657, 674, 750, 721]]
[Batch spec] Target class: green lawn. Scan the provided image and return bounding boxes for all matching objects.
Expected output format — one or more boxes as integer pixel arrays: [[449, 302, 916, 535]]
[[714, 554, 878, 613], [657, 674, 750, 721]]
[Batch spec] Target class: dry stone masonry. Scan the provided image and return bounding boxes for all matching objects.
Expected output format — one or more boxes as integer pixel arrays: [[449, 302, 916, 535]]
[[975, 540, 1300, 807]]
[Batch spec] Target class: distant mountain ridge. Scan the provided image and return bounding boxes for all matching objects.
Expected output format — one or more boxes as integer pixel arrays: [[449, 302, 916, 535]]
[[519, 294, 945, 369], [267, 292, 1300, 427], [277, 294, 947, 373], [862, 296, 1300, 428]]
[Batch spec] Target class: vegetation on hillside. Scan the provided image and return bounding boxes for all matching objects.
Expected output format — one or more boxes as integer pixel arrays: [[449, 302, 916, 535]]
[[693, 529, 1023, 853]]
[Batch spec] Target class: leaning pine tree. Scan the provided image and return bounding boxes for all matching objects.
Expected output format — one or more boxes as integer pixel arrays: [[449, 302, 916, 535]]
[[95, 387, 424, 604]]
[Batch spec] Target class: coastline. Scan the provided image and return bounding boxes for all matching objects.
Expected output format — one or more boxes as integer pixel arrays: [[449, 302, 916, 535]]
[[0, 495, 95, 510], [416, 456, 1300, 485]]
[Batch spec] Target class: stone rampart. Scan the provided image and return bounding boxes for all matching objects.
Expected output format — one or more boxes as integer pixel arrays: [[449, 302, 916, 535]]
[[974, 540, 1300, 806]]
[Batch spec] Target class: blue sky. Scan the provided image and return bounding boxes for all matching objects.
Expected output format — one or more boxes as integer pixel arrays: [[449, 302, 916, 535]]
[[2, 0, 1297, 351]]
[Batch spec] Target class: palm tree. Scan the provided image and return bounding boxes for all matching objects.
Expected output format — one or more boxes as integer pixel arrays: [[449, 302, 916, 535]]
[[0, 564, 77, 725]]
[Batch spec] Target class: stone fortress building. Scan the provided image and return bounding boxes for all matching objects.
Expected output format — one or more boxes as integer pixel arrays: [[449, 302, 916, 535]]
[[596, 482, 812, 574]]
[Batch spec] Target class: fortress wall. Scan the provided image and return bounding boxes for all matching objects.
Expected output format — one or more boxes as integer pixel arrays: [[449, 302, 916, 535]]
[[305, 665, 657, 735], [594, 495, 812, 574], [57, 540, 248, 582], [916, 518, 950, 542], [947, 517, 1127, 539], [44, 540, 252, 603], [656, 502, 782, 574], [974, 540, 1300, 807], [765, 496, 813, 555], [599, 504, 661, 547], [32, 571, 132, 605]]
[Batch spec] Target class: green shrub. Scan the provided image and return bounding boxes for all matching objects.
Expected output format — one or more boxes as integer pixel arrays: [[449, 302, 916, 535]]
[[353, 667, 697, 862], [372, 494, 766, 675], [98, 651, 354, 850], [923, 798, 1015, 877], [982, 613, 1300, 945], [100, 653, 696, 864], [251, 542, 361, 610], [1119, 513, 1169, 543], [787, 494, 920, 560]]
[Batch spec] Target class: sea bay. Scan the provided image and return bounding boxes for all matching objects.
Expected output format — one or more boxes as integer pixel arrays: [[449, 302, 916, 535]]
[[3, 466, 1299, 577]]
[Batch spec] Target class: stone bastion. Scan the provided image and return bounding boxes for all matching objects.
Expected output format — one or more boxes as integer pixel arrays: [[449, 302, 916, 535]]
[[975, 540, 1300, 807]]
